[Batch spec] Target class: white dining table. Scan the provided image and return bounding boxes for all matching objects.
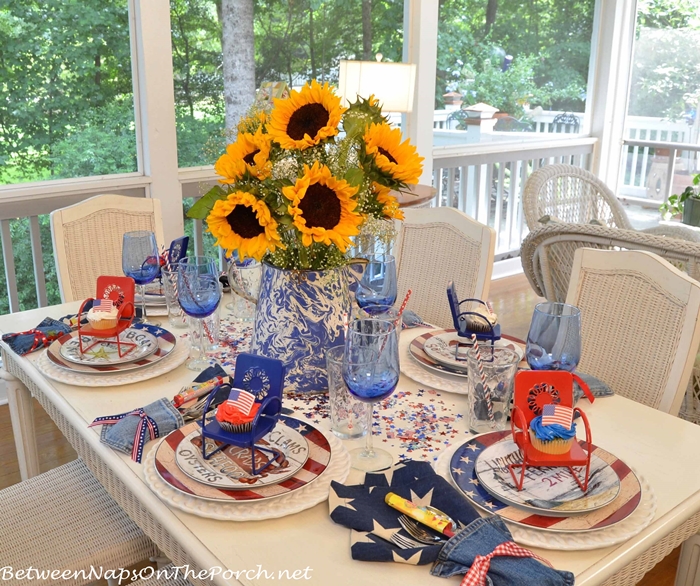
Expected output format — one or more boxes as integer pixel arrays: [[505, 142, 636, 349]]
[[3, 302, 700, 585]]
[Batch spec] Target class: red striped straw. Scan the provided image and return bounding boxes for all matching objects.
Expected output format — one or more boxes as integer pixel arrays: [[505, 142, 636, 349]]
[[471, 334, 494, 422], [396, 289, 412, 326]]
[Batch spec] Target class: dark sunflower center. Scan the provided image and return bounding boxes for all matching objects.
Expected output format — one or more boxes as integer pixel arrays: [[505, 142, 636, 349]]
[[243, 149, 260, 165], [299, 183, 341, 230], [226, 205, 265, 239], [286, 103, 330, 140], [377, 147, 398, 165]]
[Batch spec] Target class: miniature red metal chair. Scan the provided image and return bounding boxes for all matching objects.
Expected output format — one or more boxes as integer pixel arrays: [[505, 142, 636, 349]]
[[77, 276, 136, 358], [509, 370, 594, 492]]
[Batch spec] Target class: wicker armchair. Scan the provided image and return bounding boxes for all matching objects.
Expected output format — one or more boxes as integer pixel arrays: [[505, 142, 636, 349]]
[[566, 248, 700, 415], [51, 194, 165, 302], [522, 165, 633, 230], [521, 222, 700, 424], [522, 164, 700, 244], [394, 207, 495, 329], [0, 458, 159, 586]]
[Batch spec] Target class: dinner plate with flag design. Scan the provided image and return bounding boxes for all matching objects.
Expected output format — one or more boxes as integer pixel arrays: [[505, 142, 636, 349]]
[[154, 416, 332, 502], [449, 431, 642, 532]]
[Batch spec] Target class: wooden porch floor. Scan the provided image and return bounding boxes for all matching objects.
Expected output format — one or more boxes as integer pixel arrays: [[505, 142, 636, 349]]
[[0, 272, 679, 584]]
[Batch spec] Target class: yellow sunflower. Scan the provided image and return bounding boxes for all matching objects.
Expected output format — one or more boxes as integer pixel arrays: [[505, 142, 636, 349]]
[[207, 191, 282, 261], [363, 122, 424, 184], [214, 129, 272, 183], [237, 110, 268, 135], [282, 162, 362, 252], [373, 182, 404, 221], [267, 81, 345, 150]]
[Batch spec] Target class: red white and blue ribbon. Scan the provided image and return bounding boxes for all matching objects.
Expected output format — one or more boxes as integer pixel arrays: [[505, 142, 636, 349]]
[[460, 541, 552, 586], [89, 408, 160, 463]]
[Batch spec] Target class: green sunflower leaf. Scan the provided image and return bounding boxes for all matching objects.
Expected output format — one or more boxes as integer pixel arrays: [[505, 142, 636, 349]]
[[187, 185, 227, 219], [345, 167, 364, 187]]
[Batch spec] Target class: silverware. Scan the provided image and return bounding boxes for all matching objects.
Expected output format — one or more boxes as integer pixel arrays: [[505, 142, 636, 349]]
[[390, 532, 426, 550], [398, 515, 448, 544]]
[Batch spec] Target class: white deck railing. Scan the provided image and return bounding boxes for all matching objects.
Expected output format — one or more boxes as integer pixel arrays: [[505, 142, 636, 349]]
[[432, 137, 597, 258]]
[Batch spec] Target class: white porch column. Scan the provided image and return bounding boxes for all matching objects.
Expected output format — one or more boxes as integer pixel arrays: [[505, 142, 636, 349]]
[[403, 0, 439, 185], [130, 0, 184, 243], [587, 0, 638, 193]]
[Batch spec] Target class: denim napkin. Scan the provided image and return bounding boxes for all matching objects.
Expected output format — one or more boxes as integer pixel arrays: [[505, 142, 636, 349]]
[[89, 365, 229, 463], [574, 372, 614, 404], [432, 516, 574, 586], [2, 317, 72, 355]]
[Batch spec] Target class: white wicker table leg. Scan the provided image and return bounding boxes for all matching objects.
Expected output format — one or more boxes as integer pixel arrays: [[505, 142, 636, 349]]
[[1, 368, 40, 480]]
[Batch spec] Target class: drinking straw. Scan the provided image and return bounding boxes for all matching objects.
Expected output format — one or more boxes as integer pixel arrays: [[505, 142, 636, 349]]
[[377, 290, 411, 356], [471, 333, 494, 422]]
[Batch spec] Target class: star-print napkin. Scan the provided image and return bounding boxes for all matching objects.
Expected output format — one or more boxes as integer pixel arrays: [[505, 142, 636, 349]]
[[329, 460, 480, 565]]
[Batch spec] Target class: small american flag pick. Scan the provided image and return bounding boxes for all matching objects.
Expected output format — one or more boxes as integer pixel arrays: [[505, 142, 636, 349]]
[[227, 388, 256, 416], [93, 298, 114, 312], [542, 404, 574, 429]]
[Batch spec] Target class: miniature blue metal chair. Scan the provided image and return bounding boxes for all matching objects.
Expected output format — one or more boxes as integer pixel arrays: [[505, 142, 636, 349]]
[[447, 280, 501, 344], [199, 353, 285, 476]]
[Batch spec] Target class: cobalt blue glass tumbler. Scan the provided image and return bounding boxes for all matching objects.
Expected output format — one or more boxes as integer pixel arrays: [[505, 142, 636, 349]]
[[122, 230, 159, 324]]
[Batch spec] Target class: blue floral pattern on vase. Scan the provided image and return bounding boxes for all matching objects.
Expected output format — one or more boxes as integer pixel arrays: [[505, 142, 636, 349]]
[[251, 263, 351, 393]]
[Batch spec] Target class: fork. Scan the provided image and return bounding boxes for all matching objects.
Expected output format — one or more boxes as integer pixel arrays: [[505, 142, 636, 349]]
[[398, 515, 447, 545], [390, 532, 426, 550]]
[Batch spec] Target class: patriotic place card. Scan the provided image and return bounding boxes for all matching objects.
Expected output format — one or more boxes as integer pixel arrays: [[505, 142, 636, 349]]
[[541, 404, 574, 429], [93, 299, 114, 312], [226, 387, 256, 416]]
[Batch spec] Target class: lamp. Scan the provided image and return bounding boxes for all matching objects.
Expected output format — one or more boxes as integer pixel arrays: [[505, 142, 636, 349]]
[[338, 59, 417, 113]]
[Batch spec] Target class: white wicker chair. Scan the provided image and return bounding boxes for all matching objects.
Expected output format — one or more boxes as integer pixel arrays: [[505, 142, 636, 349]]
[[51, 194, 165, 302], [0, 458, 159, 586], [522, 164, 700, 243], [394, 207, 495, 329], [566, 248, 700, 415], [522, 164, 633, 230]]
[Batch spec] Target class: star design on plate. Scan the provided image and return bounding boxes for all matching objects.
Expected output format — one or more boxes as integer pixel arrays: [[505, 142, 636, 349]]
[[152, 328, 164, 335], [467, 444, 479, 452], [469, 478, 480, 486], [465, 490, 476, 498], [451, 467, 465, 475], [481, 500, 497, 509], [295, 423, 308, 433], [460, 456, 471, 464], [86, 347, 112, 360]]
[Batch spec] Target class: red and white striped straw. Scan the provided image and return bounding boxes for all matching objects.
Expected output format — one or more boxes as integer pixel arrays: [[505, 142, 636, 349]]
[[471, 334, 494, 422]]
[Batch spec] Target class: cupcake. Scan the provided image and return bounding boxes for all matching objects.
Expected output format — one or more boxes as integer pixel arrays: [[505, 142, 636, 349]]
[[529, 404, 576, 455], [216, 399, 260, 433], [87, 299, 119, 330]]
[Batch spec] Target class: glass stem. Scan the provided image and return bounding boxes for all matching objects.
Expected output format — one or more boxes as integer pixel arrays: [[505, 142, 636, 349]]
[[198, 318, 206, 362], [364, 404, 375, 457], [139, 284, 147, 323]]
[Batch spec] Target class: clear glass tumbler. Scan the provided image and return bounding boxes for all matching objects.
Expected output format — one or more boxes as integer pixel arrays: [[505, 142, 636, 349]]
[[465, 346, 519, 434], [325, 345, 369, 440], [227, 260, 261, 322], [161, 268, 188, 329]]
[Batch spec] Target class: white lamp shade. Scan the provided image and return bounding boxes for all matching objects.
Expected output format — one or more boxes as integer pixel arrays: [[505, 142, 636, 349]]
[[338, 60, 417, 113]]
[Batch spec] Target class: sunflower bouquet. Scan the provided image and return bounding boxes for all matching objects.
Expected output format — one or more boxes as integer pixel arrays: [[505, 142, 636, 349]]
[[187, 80, 424, 271]]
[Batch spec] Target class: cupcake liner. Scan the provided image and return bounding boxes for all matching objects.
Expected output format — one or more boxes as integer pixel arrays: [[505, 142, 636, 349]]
[[218, 421, 253, 434], [88, 317, 118, 330], [529, 430, 574, 455]]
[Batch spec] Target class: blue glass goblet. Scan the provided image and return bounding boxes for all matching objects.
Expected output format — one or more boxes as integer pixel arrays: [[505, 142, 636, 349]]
[[355, 254, 397, 315], [343, 318, 399, 472], [178, 256, 221, 371], [526, 302, 581, 372], [122, 231, 160, 324]]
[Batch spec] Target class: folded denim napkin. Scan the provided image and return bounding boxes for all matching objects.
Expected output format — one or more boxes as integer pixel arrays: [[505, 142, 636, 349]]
[[431, 516, 574, 586], [88, 365, 230, 463], [329, 460, 480, 565], [2, 317, 72, 355], [573, 372, 614, 404], [402, 309, 432, 329]]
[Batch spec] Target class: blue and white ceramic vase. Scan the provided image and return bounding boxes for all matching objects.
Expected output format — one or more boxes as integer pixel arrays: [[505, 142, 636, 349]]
[[250, 263, 352, 393]]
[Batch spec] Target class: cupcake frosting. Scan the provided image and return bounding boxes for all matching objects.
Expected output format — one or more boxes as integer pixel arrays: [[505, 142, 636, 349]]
[[216, 401, 260, 425], [530, 415, 576, 441]]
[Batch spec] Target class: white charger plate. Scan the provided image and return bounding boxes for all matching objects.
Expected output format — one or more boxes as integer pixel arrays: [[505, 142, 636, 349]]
[[435, 443, 656, 550], [34, 337, 190, 387], [143, 426, 350, 521]]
